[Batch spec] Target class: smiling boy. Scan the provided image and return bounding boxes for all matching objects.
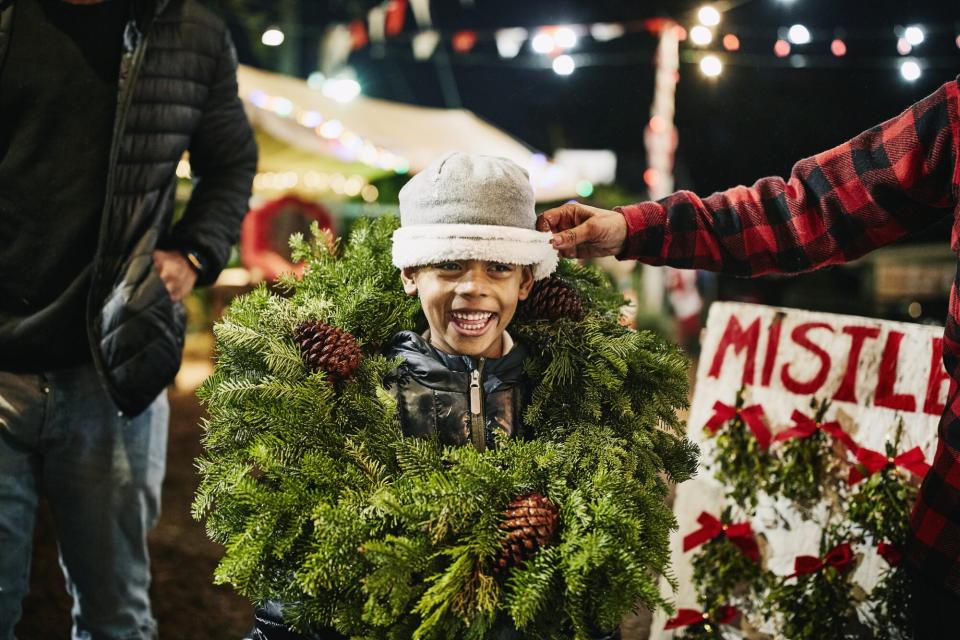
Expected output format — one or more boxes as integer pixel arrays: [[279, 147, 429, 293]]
[[386, 152, 559, 452], [249, 153, 563, 638]]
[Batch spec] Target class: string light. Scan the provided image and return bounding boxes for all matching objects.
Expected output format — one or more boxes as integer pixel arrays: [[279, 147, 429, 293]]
[[697, 6, 721, 27], [722, 34, 740, 51], [900, 59, 921, 81], [904, 25, 925, 46], [261, 27, 285, 46], [787, 24, 811, 45], [531, 31, 554, 54], [700, 54, 723, 77], [576, 180, 594, 197], [554, 26, 578, 49], [322, 77, 361, 103], [690, 25, 713, 46], [896, 37, 911, 55], [552, 54, 576, 75], [830, 39, 847, 56], [774, 39, 791, 57]]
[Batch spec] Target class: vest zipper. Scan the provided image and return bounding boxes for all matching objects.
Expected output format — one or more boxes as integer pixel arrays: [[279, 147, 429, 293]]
[[469, 358, 486, 452]]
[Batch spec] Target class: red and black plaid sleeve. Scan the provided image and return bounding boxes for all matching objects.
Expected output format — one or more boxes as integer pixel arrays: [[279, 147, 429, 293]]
[[618, 78, 960, 277], [621, 78, 960, 595]]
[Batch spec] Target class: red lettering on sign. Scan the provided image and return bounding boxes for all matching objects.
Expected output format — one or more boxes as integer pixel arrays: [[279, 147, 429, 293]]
[[832, 325, 881, 403], [781, 322, 833, 395], [874, 331, 916, 412], [924, 337, 956, 415], [708, 315, 760, 385], [761, 315, 783, 387]]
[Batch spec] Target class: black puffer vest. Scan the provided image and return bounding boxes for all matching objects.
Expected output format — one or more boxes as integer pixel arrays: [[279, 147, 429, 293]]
[[0, 0, 257, 415], [384, 330, 531, 449]]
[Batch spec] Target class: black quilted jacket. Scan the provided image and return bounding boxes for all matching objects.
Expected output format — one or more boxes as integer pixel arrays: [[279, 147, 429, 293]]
[[0, 0, 257, 415]]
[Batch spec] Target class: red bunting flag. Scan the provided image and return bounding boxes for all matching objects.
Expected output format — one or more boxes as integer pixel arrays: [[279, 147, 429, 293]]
[[877, 542, 904, 566], [773, 409, 859, 452], [705, 400, 771, 449], [664, 605, 738, 630], [384, 0, 407, 36], [848, 446, 930, 484], [682, 511, 760, 562], [790, 542, 854, 577], [349, 20, 368, 50]]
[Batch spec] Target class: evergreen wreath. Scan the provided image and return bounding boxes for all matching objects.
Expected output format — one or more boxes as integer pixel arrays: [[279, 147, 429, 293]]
[[193, 217, 698, 639]]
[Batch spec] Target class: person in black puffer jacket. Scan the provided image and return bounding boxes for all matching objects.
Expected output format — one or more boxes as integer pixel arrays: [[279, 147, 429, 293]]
[[250, 155, 619, 640], [0, 1, 256, 637]]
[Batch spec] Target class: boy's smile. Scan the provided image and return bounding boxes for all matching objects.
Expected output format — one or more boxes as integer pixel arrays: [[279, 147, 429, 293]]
[[402, 260, 534, 358]]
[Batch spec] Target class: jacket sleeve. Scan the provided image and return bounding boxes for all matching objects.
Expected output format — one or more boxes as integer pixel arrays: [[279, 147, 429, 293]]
[[165, 27, 257, 287], [617, 78, 960, 277]]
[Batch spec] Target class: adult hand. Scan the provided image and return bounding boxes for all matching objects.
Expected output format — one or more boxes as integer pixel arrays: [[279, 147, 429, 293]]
[[152, 249, 197, 302], [536, 202, 628, 259]]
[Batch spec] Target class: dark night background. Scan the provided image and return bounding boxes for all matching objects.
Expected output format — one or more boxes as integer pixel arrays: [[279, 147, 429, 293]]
[[213, 0, 960, 197], [206, 0, 960, 323]]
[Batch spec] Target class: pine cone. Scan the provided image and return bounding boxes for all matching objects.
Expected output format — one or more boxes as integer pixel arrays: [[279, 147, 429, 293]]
[[294, 320, 362, 380], [493, 492, 559, 574], [521, 276, 585, 321]]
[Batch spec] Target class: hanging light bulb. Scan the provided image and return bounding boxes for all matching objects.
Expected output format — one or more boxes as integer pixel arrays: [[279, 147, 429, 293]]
[[690, 25, 713, 46], [552, 54, 576, 76], [900, 59, 922, 81], [699, 54, 723, 77], [787, 24, 810, 45], [531, 31, 555, 54], [554, 26, 578, 50], [904, 25, 925, 46], [261, 26, 285, 46], [698, 6, 721, 27]]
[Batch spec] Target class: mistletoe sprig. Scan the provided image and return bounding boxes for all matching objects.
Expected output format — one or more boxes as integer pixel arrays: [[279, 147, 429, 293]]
[[705, 388, 773, 510]]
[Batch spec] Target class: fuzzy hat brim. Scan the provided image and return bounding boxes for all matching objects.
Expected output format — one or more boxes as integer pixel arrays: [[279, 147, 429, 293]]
[[392, 224, 559, 280]]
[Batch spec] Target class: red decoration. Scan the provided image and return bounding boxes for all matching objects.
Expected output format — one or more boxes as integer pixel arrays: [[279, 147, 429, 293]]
[[240, 195, 335, 281], [790, 542, 854, 577], [349, 20, 369, 50], [877, 542, 904, 566], [705, 401, 772, 449], [773, 409, 858, 452], [664, 605, 738, 630], [848, 446, 930, 484], [384, 0, 407, 36], [452, 30, 478, 53], [683, 512, 760, 562]]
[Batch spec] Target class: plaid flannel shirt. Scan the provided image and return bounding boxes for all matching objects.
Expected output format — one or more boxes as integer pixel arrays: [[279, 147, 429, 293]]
[[617, 77, 960, 593]]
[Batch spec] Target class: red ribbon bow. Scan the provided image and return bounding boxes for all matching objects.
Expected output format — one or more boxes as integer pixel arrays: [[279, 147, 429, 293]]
[[877, 542, 903, 566], [706, 401, 771, 449], [773, 410, 857, 452], [664, 605, 739, 630], [848, 446, 930, 484], [791, 542, 854, 577], [682, 512, 760, 562]]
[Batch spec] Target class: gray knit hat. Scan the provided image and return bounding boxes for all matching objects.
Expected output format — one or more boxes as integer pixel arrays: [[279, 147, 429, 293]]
[[391, 152, 558, 280]]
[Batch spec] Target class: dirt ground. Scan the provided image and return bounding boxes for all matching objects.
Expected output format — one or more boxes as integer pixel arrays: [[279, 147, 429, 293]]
[[14, 381, 654, 640], [16, 387, 252, 640]]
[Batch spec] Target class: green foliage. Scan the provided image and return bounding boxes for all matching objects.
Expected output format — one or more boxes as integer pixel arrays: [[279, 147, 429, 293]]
[[689, 509, 769, 614], [764, 399, 838, 512], [707, 389, 772, 510], [680, 393, 919, 640], [195, 216, 697, 639]]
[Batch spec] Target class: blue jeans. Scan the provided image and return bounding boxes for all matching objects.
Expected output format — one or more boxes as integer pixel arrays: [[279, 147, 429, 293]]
[[0, 364, 168, 640]]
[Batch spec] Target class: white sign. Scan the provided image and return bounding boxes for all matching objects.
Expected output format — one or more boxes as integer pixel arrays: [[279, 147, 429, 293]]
[[651, 302, 946, 638]]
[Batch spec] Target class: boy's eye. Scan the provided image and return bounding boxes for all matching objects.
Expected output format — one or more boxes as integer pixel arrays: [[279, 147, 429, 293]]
[[489, 263, 514, 273], [434, 262, 461, 271]]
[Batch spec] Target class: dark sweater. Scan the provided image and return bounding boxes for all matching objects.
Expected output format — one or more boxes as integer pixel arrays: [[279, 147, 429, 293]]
[[0, 0, 129, 371]]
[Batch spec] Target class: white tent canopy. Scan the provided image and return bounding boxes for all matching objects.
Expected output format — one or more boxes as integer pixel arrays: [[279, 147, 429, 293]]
[[237, 64, 612, 202]]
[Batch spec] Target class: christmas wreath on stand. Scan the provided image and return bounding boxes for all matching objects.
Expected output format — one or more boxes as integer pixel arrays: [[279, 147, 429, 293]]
[[193, 217, 699, 639]]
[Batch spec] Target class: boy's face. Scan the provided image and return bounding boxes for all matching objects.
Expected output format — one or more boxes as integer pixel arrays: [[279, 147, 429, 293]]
[[401, 260, 535, 358]]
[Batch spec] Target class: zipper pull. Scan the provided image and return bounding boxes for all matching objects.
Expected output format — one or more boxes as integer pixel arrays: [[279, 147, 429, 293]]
[[470, 368, 482, 415]]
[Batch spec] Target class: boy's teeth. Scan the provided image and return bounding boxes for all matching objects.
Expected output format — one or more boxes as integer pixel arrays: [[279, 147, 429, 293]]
[[452, 311, 493, 321]]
